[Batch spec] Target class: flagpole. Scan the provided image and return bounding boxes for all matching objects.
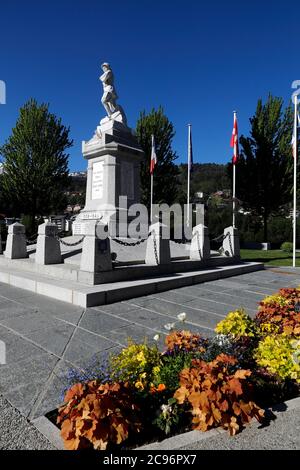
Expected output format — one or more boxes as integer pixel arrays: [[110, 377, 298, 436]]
[[233, 162, 236, 228], [150, 172, 154, 223], [150, 134, 156, 224], [187, 124, 192, 227], [293, 98, 298, 268], [232, 111, 237, 229]]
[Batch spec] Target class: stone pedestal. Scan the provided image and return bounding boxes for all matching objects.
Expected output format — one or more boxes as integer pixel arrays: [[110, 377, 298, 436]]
[[145, 222, 171, 265], [35, 223, 61, 265], [194, 204, 205, 226], [80, 221, 112, 273], [190, 224, 210, 261], [222, 226, 240, 258], [73, 119, 144, 237], [4, 223, 28, 259]]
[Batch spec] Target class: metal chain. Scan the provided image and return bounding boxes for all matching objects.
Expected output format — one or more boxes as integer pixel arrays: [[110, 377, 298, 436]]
[[26, 233, 38, 245], [152, 230, 159, 265], [26, 238, 37, 245], [210, 232, 228, 243], [172, 237, 190, 245], [56, 217, 104, 247], [57, 235, 85, 247], [214, 232, 234, 256], [111, 231, 152, 247]]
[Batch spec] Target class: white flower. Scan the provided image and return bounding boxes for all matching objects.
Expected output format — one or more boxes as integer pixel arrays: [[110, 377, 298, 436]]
[[177, 312, 187, 322], [153, 334, 160, 342], [164, 323, 176, 331], [215, 334, 230, 347], [161, 404, 172, 416]]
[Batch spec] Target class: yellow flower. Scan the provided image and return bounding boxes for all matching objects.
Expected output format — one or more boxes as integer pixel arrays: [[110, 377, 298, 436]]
[[260, 323, 279, 334], [152, 366, 160, 376], [136, 352, 146, 363], [261, 294, 288, 307], [135, 381, 144, 390]]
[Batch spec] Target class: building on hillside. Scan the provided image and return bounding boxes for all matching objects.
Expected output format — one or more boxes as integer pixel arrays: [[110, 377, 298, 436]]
[[69, 171, 87, 178]]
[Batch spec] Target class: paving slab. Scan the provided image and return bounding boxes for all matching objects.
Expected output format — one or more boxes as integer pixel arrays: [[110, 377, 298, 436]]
[[197, 286, 265, 301], [21, 294, 84, 323], [181, 284, 264, 302], [107, 307, 192, 331], [0, 300, 39, 322], [63, 329, 118, 365], [0, 325, 46, 364], [29, 360, 82, 419], [124, 298, 224, 330], [0, 352, 58, 391], [0, 311, 64, 335], [93, 301, 143, 315], [158, 288, 258, 312], [24, 324, 76, 356], [78, 308, 134, 335]]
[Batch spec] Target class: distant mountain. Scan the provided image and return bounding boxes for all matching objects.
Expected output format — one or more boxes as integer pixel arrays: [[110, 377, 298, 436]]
[[178, 163, 231, 199]]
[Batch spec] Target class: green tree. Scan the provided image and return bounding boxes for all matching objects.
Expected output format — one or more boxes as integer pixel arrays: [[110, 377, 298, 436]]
[[0, 99, 72, 233], [136, 107, 179, 208], [228, 95, 293, 240]]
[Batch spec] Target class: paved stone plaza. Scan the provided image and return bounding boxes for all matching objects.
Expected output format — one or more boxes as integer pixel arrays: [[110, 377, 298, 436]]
[[1, 267, 300, 449]]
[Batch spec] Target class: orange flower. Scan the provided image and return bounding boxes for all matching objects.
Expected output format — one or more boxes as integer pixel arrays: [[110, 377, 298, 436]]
[[157, 383, 166, 392], [150, 383, 166, 394]]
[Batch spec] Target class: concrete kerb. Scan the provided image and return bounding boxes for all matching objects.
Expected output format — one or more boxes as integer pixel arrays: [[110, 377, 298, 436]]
[[29, 396, 300, 451], [32, 416, 65, 450]]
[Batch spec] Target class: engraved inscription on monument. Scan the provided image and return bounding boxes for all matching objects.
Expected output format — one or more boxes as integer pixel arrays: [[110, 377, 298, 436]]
[[121, 162, 134, 199], [92, 161, 104, 200]]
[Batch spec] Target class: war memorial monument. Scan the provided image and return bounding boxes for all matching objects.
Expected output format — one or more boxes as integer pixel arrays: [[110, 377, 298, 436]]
[[0, 64, 263, 307]]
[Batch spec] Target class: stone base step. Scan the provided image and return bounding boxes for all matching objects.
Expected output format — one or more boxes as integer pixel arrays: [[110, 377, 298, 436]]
[[0, 260, 264, 308], [0, 253, 250, 285]]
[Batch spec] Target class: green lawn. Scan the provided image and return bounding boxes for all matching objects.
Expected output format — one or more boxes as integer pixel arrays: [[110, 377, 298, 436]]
[[240, 249, 300, 267]]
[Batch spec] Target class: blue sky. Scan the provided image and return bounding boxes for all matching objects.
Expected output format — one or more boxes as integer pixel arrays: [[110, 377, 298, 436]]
[[0, 0, 299, 170]]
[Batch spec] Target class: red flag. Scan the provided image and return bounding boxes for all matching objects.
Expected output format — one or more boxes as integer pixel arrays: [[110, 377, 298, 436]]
[[150, 134, 157, 174], [230, 113, 239, 165]]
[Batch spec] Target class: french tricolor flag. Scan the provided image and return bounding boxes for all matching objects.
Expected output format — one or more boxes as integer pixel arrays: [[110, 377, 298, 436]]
[[150, 134, 157, 174]]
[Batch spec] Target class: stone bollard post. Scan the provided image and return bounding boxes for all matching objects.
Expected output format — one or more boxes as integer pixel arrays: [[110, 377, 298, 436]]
[[222, 226, 240, 258], [4, 222, 28, 259], [35, 223, 61, 265], [145, 222, 171, 265], [190, 224, 210, 261], [80, 220, 112, 273]]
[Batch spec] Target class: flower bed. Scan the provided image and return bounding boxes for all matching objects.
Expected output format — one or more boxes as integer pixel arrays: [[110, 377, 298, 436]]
[[58, 289, 300, 450]]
